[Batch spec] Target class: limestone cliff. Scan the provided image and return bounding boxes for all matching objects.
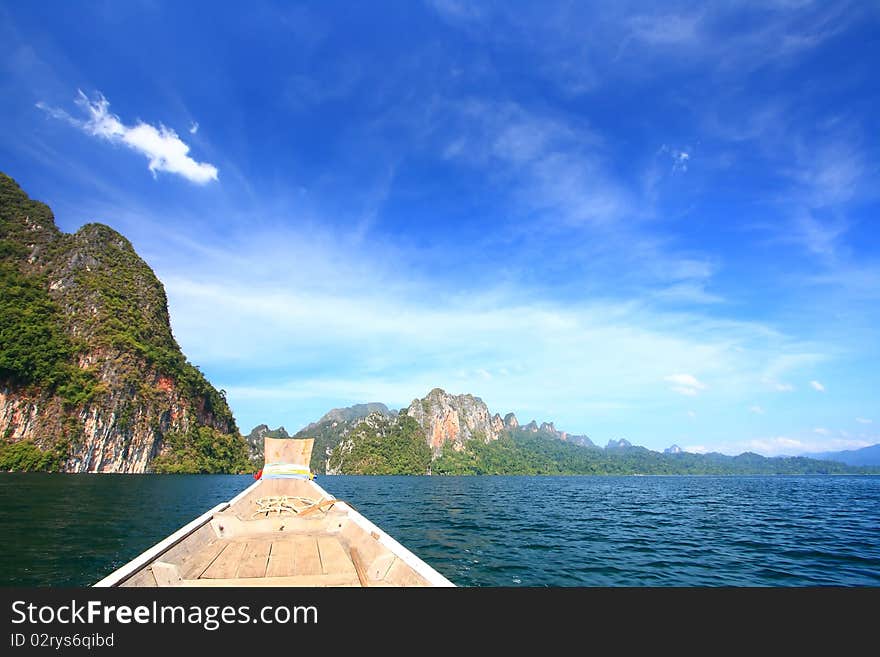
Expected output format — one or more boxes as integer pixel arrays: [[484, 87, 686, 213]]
[[0, 172, 246, 472], [405, 388, 501, 454]]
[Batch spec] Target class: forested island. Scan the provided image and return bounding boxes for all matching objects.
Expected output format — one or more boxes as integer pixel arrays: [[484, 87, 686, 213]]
[[317, 407, 877, 476]]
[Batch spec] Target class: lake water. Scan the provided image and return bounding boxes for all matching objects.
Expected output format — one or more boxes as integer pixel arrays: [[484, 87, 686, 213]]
[[1, 474, 878, 586]]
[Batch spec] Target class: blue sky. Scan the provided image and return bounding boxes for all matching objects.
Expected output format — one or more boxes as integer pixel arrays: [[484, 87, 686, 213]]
[[1, 1, 878, 455]]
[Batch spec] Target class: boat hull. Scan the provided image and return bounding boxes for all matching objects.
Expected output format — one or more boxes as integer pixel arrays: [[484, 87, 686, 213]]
[[94, 477, 454, 587]]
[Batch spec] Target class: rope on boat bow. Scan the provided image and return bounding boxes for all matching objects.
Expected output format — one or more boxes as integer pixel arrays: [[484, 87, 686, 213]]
[[251, 495, 339, 518]]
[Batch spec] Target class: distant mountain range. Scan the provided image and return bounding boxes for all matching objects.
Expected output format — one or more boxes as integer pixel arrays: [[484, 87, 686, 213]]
[[804, 444, 880, 467], [248, 388, 879, 476]]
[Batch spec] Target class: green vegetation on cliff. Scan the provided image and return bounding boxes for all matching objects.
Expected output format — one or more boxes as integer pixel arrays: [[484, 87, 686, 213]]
[[151, 426, 251, 474], [0, 440, 66, 472], [0, 262, 99, 407], [289, 403, 393, 474], [432, 429, 876, 475], [327, 413, 431, 475], [0, 172, 246, 473], [296, 420, 367, 474]]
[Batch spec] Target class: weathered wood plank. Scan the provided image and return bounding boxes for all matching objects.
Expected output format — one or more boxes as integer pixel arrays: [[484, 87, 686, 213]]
[[180, 574, 360, 587], [317, 536, 356, 576], [349, 547, 369, 587], [151, 562, 182, 587], [237, 540, 272, 579], [384, 558, 430, 587], [201, 542, 246, 579], [180, 541, 228, 580], [120, 568, 158, 588], [265, 540, 296, 578], [292, 536, 322, 576]]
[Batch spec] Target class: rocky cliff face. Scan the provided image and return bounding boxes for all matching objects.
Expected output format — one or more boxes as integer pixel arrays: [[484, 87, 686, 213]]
[[509, 417, 593, 447], [260, 389, 598, 469], [406, 388, 501, 454], [0, 173, 243, 472]]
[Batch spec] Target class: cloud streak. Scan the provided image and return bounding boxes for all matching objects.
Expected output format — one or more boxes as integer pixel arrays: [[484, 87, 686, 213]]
[[139, 218, 832, 438], [665, 373, 707, 396], [37, 91, 218, 184]]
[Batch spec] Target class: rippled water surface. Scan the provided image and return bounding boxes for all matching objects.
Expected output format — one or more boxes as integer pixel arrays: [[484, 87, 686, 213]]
[[1, 474, 877, 586]]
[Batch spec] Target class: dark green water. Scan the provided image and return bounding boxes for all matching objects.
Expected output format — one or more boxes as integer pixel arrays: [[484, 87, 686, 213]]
[[1, 474, 878, 586]]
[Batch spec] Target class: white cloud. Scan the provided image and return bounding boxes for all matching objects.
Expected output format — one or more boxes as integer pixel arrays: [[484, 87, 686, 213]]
[[136, 217, 829, 436], [687, 410, 696, 419], [810, 380, 825, 392], [444, 100, 631, 227], [665, 373, 707, 396], [684, 445, 708, 454], [653, 282, 722, 304], [660, 145, 690, 173], [749, 405, 765, 415], [37, 91, 218, 184], [665, 373, 705, 388], [189, 121, 199, 134], [686, 435, 873, 458], [774, 382, 794, 392], [856, 417, 872, 425], [748, 437, 805, 454]]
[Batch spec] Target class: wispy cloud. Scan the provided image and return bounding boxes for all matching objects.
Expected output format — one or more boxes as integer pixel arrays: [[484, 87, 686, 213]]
[[628, 13, 702, 47], [435, 98, 721, 302], [774, 382, 794, 392], [443, 100, 630, 228], [664, 373, 707, 396], [810, 380, 826, 392], [652, 282, 721, 305], [134, 213, 831, 434], [750, 405, 765, 415], [37, 91, 218, 184], [696, 435, 873, 457], [856, 417, 872, 424]]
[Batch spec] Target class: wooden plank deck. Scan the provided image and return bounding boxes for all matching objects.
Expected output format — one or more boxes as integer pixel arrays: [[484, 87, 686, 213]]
[[291, 536, 323, 577], [265, 540, 295, 578], [188, 535, 358, 584]]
